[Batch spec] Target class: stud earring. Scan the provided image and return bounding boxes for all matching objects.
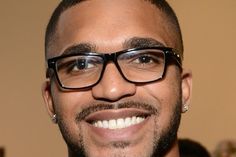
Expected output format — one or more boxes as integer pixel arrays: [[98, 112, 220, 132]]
[[52, 114, 58, 123], [182, 105, 189, 113]]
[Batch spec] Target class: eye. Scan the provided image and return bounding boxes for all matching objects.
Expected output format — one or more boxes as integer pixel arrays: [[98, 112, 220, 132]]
[[71, 59, 94, 71], [118, 50, 165, 70], [131, 52, 163, 66], [133, 54, 154, 64], [57, 56, 103, 75]]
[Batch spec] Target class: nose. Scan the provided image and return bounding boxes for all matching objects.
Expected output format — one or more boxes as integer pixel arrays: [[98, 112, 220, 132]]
[[91, 63, 136, 101]]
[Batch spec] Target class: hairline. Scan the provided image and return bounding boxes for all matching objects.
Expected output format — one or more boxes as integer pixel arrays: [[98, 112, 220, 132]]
[[45, 0, 183, 59]]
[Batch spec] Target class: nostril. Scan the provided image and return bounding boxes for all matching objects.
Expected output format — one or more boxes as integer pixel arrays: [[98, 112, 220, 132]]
[[92, 85, 136, 102], [91, 80, 136, 101], [91, 63, 136, 101]]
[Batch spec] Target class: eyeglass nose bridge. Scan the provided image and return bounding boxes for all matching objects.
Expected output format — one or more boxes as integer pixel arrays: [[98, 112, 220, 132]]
[[99, 53, 131, 84], [103, 53, 118, 63]]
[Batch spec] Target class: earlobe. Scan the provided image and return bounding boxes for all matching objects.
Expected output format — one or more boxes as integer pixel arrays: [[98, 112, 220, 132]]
[[181, 69, 192, 113], [41, 81, 55, 118]]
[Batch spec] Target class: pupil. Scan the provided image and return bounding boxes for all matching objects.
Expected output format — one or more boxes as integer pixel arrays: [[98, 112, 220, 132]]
[[139, 56, 150, 63], [77, 59, 86, 69]]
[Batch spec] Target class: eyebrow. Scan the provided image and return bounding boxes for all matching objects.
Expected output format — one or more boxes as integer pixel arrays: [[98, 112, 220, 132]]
[[123, 37, 165, 49], [61, 43, 97, 56], [60, 37, 165, 56]]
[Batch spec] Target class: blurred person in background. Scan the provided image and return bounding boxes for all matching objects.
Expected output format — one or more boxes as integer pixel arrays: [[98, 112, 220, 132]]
[[213, 140, 236, 157], [0, 147, 5, 157], [178, 138, 211, 157]]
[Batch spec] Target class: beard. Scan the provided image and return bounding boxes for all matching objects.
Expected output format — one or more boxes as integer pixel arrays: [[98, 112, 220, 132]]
[[151, 99, 182, 157], [56, 96, 182, 157]]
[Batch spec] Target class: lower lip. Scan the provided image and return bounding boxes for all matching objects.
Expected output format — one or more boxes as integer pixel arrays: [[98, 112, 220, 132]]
[[85, 116, 150, 141]]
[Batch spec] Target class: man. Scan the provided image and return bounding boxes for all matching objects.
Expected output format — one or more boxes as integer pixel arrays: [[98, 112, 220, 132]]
[[42, 0, 192, 157]]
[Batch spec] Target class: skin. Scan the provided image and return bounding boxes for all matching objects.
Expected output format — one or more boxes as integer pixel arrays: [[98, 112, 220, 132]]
[[42, 0, 192, 157]]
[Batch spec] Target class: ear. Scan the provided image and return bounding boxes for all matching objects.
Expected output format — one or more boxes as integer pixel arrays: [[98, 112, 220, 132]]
[[181, 69, 192, 113], [41, 81, 55, 118]]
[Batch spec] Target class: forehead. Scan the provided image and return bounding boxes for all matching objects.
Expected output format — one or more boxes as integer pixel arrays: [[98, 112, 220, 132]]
[[50, 0, 175, 58]]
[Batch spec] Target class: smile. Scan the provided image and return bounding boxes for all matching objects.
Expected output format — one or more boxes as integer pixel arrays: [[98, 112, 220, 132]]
[[84, 108, 152, 130], [92, 116, 146, 130], [81, 107, 155, 142]]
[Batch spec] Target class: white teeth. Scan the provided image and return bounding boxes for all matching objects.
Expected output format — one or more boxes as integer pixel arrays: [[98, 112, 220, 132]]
[[117, 118, 125, 129], [98, 121, 103, 128], [109, 120, 117, 129], [131, 116, 136, 125], [102, 120, 109, 129], [92, 116, 145, 130], [137, 117, 144, 123], [125, 117, 131, 127]]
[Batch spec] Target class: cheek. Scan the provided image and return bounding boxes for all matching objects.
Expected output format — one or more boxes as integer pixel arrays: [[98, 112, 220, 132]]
[[51, 88, 93, 140], [51, 85, 91, 119], [143, 79, 180, 107], [141, 68, 181, 123]]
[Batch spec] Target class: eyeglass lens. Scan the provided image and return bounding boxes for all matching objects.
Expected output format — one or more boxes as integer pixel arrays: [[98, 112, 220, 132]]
[[55, 49, 166, 89]]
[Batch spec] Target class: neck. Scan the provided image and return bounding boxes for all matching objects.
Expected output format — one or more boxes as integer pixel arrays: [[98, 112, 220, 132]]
[[163, 139, 180, 157]]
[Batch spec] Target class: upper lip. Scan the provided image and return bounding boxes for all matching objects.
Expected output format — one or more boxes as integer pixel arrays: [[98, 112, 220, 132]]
[[84, 108, 151, 124]]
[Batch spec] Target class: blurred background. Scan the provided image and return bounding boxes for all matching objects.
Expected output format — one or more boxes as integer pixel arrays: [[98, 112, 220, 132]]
[[0, 0, 235, 157]]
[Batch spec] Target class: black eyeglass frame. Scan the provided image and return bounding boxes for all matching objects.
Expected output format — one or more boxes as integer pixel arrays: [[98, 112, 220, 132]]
[[46, 46, 182, 90]]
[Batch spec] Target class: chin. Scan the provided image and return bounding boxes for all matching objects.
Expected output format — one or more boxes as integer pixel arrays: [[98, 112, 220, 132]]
[[58, 98, 182, 157]]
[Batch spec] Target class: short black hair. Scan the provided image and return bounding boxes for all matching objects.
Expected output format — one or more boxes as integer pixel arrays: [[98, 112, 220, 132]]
[[179, 139, 211, 157], [45, 0, 183, 58]]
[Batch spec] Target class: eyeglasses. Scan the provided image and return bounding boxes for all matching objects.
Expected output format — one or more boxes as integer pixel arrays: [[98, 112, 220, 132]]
[[46, 47, 182, 90]]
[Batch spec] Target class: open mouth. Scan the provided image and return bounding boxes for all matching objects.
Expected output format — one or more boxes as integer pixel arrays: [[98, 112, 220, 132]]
[[84, 108, 151, 130], [92, 116, 146, 129]]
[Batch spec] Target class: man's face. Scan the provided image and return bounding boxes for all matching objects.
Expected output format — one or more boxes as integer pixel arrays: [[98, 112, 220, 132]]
[[43, 0, 192, 157]]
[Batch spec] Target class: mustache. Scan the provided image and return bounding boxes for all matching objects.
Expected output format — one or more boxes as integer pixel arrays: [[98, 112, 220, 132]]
[[75, 101, 159, 122]]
